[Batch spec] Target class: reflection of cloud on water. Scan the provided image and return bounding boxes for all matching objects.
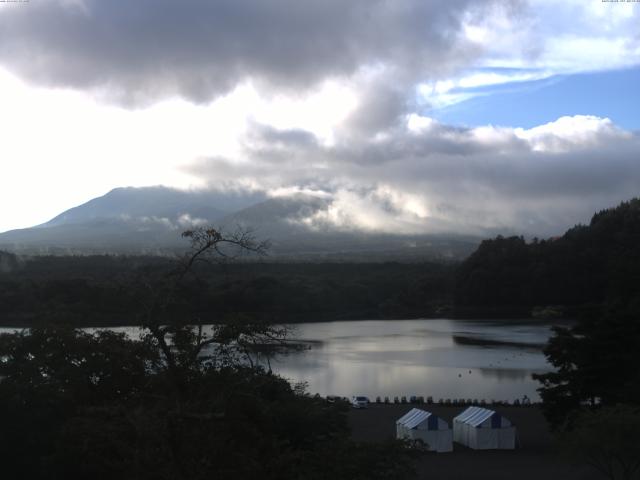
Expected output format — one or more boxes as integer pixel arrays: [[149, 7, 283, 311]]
[[299, 345, 547, 370], [274, 360, 546, 402], [259, 319, 554, 400]]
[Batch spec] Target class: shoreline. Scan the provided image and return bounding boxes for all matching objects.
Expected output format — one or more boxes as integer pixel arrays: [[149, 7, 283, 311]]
[[0, 315, 571, 330]]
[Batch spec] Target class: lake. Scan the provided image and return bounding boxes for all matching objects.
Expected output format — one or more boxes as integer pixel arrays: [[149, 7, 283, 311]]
[[271, 319, 555, 402], [0, 318, 556, 402]]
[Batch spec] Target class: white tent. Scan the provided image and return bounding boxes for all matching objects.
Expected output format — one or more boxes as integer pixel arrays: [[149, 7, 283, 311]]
[[396, 408, 453, 453], [453, 406, 516, 450]]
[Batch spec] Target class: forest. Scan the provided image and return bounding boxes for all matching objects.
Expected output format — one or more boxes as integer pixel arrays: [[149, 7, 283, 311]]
[[2, 199, 640, 327], [454, 198, 640, 318], [0, 253, 454, 327]]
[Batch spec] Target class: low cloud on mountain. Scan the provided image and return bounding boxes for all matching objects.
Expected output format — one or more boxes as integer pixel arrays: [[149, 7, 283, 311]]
[[190, 114, 640, 237]]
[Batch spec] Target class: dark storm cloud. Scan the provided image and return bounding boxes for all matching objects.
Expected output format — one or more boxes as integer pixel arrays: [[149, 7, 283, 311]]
[[0, 0, 519, 104]]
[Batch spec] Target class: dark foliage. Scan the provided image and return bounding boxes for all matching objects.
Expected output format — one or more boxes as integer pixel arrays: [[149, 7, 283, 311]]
[[0, 326, 396, 479], [455, 198, 640, 317], [0, 256, 453, 327], [0, 228, 414, 480], [534, 303, 640, 429], [559, 406, 640, 480]]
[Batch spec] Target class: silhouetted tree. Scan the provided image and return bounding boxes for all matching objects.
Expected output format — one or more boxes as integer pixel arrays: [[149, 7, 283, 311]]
[[534, 304, 640, 429], [559, 406, 640, 480], [0, 227, 415, 480]]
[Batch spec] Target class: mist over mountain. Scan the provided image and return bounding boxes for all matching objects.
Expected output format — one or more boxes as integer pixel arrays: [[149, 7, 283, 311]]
[[0, 186, 480, 259]]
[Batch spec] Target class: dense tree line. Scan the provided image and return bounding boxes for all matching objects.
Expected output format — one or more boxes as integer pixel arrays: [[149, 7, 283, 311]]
[[455, 198, 640, 317], [507, 201, 640, 479], [0, 252, 453, 327]]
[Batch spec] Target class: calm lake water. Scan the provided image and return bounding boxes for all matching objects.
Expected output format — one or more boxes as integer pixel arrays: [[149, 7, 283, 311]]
[[271, 319, 555, 402], [0, 318, 556, 401]]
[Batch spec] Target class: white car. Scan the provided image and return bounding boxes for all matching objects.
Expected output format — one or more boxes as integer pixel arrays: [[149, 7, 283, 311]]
[[351, 396, 370, 409]]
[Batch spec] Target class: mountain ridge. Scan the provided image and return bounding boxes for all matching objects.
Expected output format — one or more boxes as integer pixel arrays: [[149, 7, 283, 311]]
[[0, 186, 481, 259]]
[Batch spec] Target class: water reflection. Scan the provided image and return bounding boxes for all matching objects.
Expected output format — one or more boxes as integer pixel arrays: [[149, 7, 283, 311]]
[[272, 319, 555, 401]]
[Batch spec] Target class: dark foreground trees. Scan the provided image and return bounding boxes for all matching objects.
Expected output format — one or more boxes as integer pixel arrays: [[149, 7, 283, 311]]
[[1, 326, 414, 480], [535, 303, 640, 480], [455, 198, 640, 318], [559, 406, 640, 480], [0, 228, 414, 480], [534, 305, 640, 429]]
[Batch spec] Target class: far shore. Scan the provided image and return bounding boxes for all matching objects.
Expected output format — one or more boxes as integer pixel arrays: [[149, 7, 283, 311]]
[[0, 314, 572, 330]]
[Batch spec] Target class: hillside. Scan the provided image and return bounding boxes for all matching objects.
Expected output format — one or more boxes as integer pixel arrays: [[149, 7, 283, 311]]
[[0, 186, 480, 260], [454, 198, 640, 317]]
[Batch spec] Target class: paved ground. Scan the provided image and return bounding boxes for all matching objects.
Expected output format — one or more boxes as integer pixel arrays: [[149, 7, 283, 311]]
[[348, 404, 600, 480]]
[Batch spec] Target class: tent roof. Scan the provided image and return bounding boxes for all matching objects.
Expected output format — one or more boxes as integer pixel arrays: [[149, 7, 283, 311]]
[[397, 408, 423, 425], [454, 406, 505, 427], [397, 408, 443, 430]]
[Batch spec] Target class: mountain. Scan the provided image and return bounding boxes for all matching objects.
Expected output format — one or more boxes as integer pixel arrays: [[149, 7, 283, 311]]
[[42, 186, 267, 227], [0, 186, 481, 259], [44, 187, 218, 227], [0, 187, 265, 254]]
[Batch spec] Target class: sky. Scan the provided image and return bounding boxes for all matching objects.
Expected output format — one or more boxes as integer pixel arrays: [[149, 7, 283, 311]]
[[0, 0, 639, 237]]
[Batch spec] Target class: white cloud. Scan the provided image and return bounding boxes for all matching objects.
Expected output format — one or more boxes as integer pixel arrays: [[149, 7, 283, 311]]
[[1, 0, 639, 239], [0, 69, 356, 233], [177, 214, 209, 228], [419, 0, 640, 110], [542, 36, 636, 73], [190, 114, 640, 237], [514, 115, 631, 152], [297, 187, 435, 235], [457, 70, 549, 89]]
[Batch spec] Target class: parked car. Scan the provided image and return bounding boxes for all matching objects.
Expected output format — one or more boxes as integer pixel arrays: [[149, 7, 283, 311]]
[[351, 396, 370, 409]]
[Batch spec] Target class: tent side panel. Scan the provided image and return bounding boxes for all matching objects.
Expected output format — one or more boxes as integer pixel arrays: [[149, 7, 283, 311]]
[[438, 430, 453, 453], [467, 426, 477, 449], [474, 428, 498, 450], [498, 427, 516, 449], [410, 430, 435, 450], [453, 421, 463, 443]]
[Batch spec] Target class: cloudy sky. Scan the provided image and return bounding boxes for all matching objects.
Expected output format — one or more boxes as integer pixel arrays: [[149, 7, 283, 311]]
[[1, 0, 639, 236]]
